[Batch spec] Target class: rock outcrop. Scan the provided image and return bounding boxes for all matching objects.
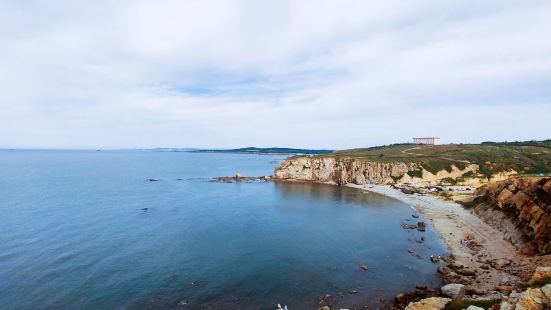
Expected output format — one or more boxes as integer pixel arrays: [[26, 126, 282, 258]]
[[500, 284, 551, 309], [274, 156, 495, 186], [404, 297, 451, 310], [471, 177, 551, 255]]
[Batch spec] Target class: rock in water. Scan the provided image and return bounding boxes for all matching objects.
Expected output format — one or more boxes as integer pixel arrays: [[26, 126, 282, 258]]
[[441, 283, 465, 298], [404, 297, 451, 310], [177, 299, 187, 305], [417, 222, 426, 232], [360, 264, 369, 270]]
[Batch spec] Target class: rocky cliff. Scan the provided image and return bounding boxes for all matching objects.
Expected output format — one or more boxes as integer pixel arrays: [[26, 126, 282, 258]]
[[469, 177, 551, 255], [274, 156, 510, 186]]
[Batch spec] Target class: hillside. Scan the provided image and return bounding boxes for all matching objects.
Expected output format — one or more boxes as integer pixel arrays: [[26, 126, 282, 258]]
[[323, 140, 551, 178], [275, 140, 551, 186]]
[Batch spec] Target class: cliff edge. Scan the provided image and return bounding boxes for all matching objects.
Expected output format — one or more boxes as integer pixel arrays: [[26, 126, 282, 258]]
[[274, 141, 551, 187], [469, 177, 551, 255]]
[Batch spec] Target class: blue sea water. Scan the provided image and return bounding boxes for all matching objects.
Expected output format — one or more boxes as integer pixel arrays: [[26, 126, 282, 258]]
[[0, 150, 447, 309]]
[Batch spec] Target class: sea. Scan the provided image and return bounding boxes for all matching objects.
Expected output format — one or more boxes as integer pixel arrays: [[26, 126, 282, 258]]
[[0, 150, 447, 309]]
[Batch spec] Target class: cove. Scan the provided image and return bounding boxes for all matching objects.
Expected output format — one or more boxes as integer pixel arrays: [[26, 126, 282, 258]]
[[0, 150, 447, 309]]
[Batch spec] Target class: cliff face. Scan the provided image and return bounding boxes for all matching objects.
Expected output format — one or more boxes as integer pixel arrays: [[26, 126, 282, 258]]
[[274, 156, 504, 186], [471, 177, 551, 255], [274, 156, 417, 185]]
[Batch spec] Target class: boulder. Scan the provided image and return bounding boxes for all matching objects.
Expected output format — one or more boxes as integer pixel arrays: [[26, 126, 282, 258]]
[[441, 283, 465, 298], [515, 284, 551, 309], [456, 269, 476, 277], [404, 297, 451, 310], [497, 189, 514, 208], [530, 267, 551, 284], [464, 306, 485, 310]]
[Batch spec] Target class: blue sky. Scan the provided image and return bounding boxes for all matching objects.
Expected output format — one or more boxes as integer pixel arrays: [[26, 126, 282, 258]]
[[1, 0, 550, 149]]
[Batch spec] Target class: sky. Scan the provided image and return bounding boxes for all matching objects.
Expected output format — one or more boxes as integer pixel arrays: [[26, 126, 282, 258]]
[[1, 0, 550, 150]]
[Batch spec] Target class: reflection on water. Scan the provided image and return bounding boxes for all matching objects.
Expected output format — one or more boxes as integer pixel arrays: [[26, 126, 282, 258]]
[[0, 151, 447, 310]]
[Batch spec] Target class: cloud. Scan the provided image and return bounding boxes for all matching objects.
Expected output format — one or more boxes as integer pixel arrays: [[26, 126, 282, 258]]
[[0, 0, 550, 149]]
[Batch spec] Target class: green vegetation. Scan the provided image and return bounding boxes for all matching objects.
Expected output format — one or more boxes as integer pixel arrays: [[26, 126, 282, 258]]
[[439, 177, 457, 185], [445, 297, 501, 310], [407, 169, 424, 178], [461, 171, 477, 179], [318, 140, 551, 178], [390, 174, 403, 183]]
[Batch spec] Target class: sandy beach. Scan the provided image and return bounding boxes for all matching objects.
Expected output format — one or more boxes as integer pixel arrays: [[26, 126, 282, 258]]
[[347, 183, 550, 292]]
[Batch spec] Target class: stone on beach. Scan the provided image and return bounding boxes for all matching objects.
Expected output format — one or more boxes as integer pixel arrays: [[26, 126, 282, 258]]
[[441, 283, 465, 298], [404, 297, 451, 310], [464, 306, 485, 310], [530, 267, 551, 283]]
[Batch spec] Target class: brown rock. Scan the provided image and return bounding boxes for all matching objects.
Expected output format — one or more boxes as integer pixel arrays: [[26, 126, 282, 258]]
[[543, 179, 551, 193], [512, 191, 531, 210], [515, 285, 551, 309], [404, 297, 451, 310], [530, 267, 551, 284], [496, 285, 513, 294], [497, 189, 514, 208]]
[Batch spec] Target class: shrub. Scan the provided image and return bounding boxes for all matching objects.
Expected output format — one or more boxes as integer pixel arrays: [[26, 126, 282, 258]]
[[439, 177, 457, 185], [407, 169, 423, 178], [462, 171, 477, 179]]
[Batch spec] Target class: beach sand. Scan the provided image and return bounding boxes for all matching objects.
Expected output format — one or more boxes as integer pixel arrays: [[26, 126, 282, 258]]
[[347, 183, 550, 292]]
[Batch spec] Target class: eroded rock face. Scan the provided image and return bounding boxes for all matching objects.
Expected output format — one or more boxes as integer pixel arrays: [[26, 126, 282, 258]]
[[404, 297, 451, 310], [274, 156, 485, 186], [274, 156, 418, 185], [473, 177, 551, 255], [515, 284, 551, 310]]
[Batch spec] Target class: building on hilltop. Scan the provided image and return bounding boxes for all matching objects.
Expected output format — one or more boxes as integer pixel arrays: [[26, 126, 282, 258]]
[[413, 137, 441, 145]]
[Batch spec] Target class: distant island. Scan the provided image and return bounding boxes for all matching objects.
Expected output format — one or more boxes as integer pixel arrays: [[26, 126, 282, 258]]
[[190, 147, 334, 155]]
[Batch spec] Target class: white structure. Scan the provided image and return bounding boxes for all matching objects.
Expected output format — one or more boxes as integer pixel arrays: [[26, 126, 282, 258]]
[[413, 137, 441, 145]]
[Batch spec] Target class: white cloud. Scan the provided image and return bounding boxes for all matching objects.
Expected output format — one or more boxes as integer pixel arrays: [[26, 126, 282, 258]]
[[0, 0, 550, 149]]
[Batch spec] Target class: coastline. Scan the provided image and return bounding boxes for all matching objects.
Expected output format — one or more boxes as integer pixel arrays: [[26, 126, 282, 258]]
[[346, 183, 550, 292]]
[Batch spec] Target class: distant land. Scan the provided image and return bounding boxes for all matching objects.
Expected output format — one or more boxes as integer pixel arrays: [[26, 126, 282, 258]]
[[190, 147, 334, 155]]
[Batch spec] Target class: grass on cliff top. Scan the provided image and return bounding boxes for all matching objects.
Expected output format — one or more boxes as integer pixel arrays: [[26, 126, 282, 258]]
[[316, 140, 551, 177]]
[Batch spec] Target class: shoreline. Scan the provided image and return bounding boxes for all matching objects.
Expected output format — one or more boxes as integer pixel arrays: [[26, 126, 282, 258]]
[[346, 183, 549, 293]]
